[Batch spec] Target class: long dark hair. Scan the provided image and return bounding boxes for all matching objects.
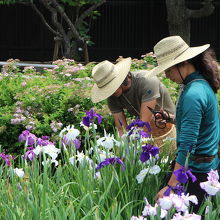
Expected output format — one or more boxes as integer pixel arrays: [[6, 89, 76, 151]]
[[188, 48, 220, 93]]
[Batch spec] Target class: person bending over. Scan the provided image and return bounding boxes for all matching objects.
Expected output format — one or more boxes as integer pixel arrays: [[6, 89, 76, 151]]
[[91, 57, 175, 136]]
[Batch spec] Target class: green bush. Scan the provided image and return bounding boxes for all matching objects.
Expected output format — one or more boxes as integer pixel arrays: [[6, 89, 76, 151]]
[[0, 56, 219, 153]]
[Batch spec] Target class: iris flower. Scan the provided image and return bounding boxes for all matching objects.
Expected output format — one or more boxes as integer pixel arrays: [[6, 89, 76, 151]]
[[164, 184, 185, 196], [140, 144, 159, 163], [96, 157, 125, 171], [200, 169, 220, 196], [127, 119, 151, 132], [173, 166, 197, 184], [0, 153, 14, 166], [96, 131, 120, 150], [18, 130, 37, 146], [14, 168, 25, 178], [82, 109, 103, 127]]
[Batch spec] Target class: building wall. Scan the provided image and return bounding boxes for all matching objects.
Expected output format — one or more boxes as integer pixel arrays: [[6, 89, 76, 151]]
[[0, 0, 219, 62]]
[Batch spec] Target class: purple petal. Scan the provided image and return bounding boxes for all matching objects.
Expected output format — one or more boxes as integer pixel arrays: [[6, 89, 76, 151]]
[[164, 187, 172, 196], [150, 146, 160, 157], [186, 170, 197, 183], [174, 169, 188, 184], [140, 152, 150, 163], [74, 139, 81, 149], [139, 130, 149, 138], [82, 116, 90, 127]]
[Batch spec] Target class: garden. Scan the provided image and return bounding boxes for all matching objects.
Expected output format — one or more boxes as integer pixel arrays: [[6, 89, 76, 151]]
[[0, 54, 220, 219]]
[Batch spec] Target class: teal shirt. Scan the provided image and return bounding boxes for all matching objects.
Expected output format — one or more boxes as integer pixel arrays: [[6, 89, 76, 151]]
[[176, 72, 220, 173]]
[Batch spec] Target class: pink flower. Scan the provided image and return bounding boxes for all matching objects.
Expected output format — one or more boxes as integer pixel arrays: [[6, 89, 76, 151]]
[[200, 169, 220, 196], [171, 211, 201, 220]]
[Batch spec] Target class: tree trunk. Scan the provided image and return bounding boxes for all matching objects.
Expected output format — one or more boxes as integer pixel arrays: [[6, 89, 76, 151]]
[[166, 0, 214, 44], [166, 0, 190, 44], [83, 41, 89, 64], [53, 36, 62, 61]]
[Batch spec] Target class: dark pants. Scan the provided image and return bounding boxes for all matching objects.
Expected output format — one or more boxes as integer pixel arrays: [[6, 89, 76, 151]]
[[186, 172, 208, 213], [161, 161, 219, 214]]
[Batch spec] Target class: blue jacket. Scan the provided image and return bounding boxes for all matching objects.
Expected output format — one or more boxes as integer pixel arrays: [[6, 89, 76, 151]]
[[176, 72, 219, 173]]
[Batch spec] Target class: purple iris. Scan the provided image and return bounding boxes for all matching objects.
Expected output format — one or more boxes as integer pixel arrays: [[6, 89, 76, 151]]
[[164, 184, 186, 196], [18, 130, 37, 146], [37, 136, 53, 146], [82, 109, 103, 127], [173, 166, 197, 184], [140, 144, 159, 162], [96, 157, 125, 171], [139, 130, 150, 138], [73, 138, 81, 149], [62, 136, 81, 149], [127, 119, 151, 132], [24, 147, 35, 161], [0, 153, 14, 166]]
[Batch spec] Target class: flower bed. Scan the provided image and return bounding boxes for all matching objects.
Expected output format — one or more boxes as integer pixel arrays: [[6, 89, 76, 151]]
[[0, 56, 219, 219], [0, 110, 219, 219]]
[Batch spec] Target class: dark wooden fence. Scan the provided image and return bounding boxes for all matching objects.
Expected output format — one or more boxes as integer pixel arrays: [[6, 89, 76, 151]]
[[0, 0, 219, 62]]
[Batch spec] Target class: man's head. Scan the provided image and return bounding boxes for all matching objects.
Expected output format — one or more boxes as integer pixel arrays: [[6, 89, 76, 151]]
[[91, 57, 131, 103], [111, 72, 132, 97]]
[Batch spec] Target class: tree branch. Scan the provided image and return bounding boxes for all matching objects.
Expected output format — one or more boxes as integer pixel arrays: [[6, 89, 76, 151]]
[[28, 2, 62, 37], [50, 0, 83, 42], [75, 0, 106, 27], [39, 0, 69, 44], [187, 0, 215, 18]]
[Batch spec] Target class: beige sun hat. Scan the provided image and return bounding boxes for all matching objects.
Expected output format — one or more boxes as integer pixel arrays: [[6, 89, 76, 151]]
[[91, 57, 131, 103], [149, 36, 210, 76]]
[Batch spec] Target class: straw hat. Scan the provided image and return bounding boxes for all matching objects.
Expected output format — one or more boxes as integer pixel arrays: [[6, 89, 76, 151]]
[[149, 36, 210, 76], [91, 57, 131, 103]]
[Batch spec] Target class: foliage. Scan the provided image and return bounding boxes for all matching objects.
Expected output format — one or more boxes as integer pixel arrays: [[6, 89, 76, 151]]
[[0, 54, 220, 218], [0, 55, 219, 153], [0, 59, 113, 153], [0, 117, 219, 219]]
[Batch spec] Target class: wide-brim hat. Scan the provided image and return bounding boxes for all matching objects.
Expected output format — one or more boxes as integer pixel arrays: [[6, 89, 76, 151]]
[[91, 57, 131, 103], [149, 36, 210, 76]]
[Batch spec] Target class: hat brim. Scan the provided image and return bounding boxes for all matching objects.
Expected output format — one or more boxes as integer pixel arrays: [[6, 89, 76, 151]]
[[148, 44, 210, 77], [91, 57, 131, 103]]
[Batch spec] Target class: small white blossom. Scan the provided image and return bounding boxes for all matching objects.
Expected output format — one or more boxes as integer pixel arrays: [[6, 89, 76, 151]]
[[14, 168, 25, 178], [149, 165, 161, 175], [96, 131, 120, 150], [136, 168, 149, 184]]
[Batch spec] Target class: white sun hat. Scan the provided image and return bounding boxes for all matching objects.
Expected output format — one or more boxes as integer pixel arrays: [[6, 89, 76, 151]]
[[149, 36, 210, 76], [91, 57, 131, 103]]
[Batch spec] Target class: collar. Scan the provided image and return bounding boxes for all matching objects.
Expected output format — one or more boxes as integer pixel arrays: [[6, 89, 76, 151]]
[[184, 71, 204, 85]]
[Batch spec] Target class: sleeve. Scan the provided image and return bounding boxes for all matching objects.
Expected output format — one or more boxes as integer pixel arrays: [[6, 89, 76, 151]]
[[107, 97, 123, 114], [140, 76, 160, 103], [176, 91, 204, 166]]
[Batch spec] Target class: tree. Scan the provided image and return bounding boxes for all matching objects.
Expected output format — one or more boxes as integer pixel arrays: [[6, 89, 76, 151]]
[[165, 0, 214, 44], [0, 0, 106, 62]]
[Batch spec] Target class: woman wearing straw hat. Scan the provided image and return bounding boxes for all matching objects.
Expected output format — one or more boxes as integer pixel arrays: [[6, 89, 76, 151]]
[[90, 57, 175, 136], [152, 36, 220, 212]]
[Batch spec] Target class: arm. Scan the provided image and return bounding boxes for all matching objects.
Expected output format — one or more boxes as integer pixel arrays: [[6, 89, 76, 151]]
[[112, 112, 128, 136], [140, 99, 156, 132], [140, 99, 156, 122], [176, 92, 203, 165], [156, 161, 181, 199]]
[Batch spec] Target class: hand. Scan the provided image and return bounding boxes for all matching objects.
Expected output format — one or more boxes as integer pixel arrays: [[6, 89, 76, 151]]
[[155, 109, 175, 124], [155, 186, 171, 201]]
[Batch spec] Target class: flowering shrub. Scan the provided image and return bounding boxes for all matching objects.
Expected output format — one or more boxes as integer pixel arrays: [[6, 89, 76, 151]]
[[0, 59, 112, 152]]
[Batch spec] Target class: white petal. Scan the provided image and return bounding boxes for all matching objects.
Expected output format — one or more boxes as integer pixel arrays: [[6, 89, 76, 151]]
[[136, 169, 149, 184], [149, 165, 161, 175], [14, 168, 25, 178]]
